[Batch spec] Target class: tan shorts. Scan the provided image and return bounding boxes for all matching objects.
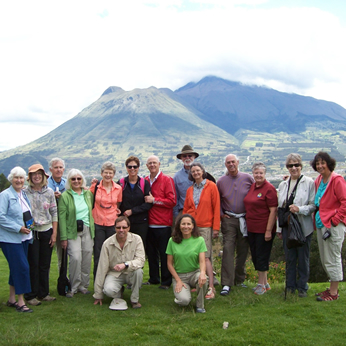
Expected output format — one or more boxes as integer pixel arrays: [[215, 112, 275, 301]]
[[198, 227, 212, 259]]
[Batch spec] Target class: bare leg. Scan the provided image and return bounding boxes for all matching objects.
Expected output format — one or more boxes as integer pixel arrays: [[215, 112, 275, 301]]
[[329, 281, 339, 296], [9, 285, 16, 303]]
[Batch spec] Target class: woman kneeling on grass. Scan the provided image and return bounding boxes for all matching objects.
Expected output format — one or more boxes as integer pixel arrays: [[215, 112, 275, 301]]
[[166, 214, 208, 313]]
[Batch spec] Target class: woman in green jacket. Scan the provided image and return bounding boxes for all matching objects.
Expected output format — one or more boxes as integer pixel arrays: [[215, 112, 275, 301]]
[[59, 169, 94, 298]]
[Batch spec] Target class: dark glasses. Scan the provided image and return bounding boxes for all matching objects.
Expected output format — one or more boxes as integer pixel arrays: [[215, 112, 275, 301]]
[[127, 165, 138, 169], [181, 155, 193, 158], [287, 164, 301, 169], [71, 177, 82, 181], [115, 226, 129, 230]]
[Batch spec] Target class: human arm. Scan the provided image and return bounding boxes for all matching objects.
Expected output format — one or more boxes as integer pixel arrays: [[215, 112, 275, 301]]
[[50, 221, 58, 247], [265, 207, 277, 241], [167, 254, 187, 293], [0, 192, 24, 233], [145, 176, 177, 208], [290, 178, 316, 216], [125, 236, 146, 271], [330, 177, 346, 226], [211, 183, 221, 232], [127, 180, 152, 216]]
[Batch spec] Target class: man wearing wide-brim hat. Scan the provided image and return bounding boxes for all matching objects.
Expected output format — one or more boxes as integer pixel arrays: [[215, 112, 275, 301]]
[[173, 145, 199, 219]]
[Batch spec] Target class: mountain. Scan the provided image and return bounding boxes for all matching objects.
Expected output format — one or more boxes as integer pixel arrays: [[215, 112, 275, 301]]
[[1, 76, 346, 178], [175, 76, 346, 134]]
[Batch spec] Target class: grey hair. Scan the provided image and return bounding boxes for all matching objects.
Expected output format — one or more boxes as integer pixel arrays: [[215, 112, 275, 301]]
[[146, 155, 160, 164], [65, 169, 87, 189], [188, 162, 207, 182], [49, 158, 65, 169], [252, 162, 266, 173], [101, 161, 116, 174], [286, 153, 303, 168], [224, 154, 239, 163], [8, 166, 26, 182]]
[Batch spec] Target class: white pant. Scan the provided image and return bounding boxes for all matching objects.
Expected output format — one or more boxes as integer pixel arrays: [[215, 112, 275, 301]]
[[67, 225, 94, 293], [103, 269, 143, 303], [317, 223, 345, 282]]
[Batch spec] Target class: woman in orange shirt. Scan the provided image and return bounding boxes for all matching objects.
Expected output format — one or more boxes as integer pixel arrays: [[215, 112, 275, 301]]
[[90, 161, 122, 279], [183, 162, 220, 300]]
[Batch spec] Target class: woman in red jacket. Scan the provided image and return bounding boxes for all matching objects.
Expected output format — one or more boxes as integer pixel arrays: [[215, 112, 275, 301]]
[[311, 151, 346, 301], [183, 163, 220, 300]]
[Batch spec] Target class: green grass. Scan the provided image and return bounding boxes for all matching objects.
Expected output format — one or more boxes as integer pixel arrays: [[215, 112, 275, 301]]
[[0, 253, 345, 346]]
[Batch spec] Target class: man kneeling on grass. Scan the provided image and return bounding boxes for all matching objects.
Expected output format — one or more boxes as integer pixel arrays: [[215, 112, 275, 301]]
[[93, 216, 145, 310]]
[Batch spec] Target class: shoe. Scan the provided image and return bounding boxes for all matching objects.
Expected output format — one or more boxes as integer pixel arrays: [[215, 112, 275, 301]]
[[237, 283, 247, 288], [159, 285, 170, 290], [298, 291, 307, 298], [6, 300, 19, 308], [66, 291, 74, 298], [131, 301, 142, 309], [253, 283, 271, 291], [315, 288, 330, 297], [142, 281, 159, 285], [40, 295, 56, 301], [16, 304, 33, 313], [27, 298, 42, 306], [316, 291, 339, 301], [220, 285, 230, 296], [79, 289, 91, 295], [196, 307, 206, 313], [254, 284, 266, 295], [205, 287, 215, 300]]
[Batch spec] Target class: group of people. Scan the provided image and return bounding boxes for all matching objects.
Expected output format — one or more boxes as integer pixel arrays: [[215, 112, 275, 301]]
[[0, 146, 345, 313]]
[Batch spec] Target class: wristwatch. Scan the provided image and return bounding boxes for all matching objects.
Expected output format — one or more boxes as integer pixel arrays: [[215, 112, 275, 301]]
[[124, 262, 129, 269]]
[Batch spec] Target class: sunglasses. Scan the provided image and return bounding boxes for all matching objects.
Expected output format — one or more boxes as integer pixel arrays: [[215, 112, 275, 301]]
[[182, 154, 194, 158], [115, 226, 129, 230], [127, 165, 138, 169], [71, 177, 82, 181], [287, 164, 301, 169]]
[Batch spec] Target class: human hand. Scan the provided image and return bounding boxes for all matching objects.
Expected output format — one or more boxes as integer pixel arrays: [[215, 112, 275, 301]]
[[212, 230, 219, 239], [114, 263, 126, 272], [61, 240, 68, 250], [277, 233, 283, 240], [94, 299, 103, 305], [54, 191, 62, 199], [174, 280, 187, 293], [145, 192, 155, 204], [49, 234, 57, 247], [91, 178, 98, 185], [265, 231, 272, 241], [289, 204, 299, 213], [198, 273, 207, 288], [124, 209, 132, 217], [20, 226, 30, 234], [221, 214, 230, 219]]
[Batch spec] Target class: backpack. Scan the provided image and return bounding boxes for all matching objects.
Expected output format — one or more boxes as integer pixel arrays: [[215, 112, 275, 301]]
[[119, 177, 145, 194]]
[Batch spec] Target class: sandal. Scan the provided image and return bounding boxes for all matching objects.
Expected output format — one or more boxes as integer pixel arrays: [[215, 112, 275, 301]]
[[315, 288, 330, 297], [316, 292, 339, 301], [220, 286, 230, 296], [205, 287, 215, 299], [6, 300, 19, 308], [16, 304, 33, 313]]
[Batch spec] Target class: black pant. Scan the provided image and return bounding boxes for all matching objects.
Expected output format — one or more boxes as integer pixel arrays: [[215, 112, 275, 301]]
[[146, 226, 172, 286], [131, 222, 149, 253], [93, 224, 116, 279], [25, 229, 53, 300]]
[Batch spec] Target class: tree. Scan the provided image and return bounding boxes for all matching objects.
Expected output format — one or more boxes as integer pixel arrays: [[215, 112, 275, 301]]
[[0, 173, 11, 192]]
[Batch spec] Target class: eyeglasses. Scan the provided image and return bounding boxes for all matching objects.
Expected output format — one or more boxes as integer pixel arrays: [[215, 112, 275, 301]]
[[182, 154, 194, 158], [71, 177, 82, 181], [127, 165, 138, 169], [115, 226, 129, 230], [287, 164, 301, 169]]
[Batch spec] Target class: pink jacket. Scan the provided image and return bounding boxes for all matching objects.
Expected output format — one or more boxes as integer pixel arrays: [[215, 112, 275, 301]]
[[315, 172, 346, 228]]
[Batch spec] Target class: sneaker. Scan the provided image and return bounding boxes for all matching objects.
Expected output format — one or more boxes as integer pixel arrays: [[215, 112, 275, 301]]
[[66, 291, 74, 298], [298, 291, 307, 298], [254, 283, 271, 291], [254, 284, 266, 295], [40, 295, 56, 301], [220, 285, 230, 296], [196, 307, 206, 313], [79, 289, 91, 295], [205, 287, 215, 300], [26, 298, 42, 306], [237, 283, 247, 288]]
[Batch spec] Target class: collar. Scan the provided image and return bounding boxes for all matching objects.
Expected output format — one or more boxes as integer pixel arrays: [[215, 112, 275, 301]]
[[194, 179, 207, 188], [150, 170, 161, 183]]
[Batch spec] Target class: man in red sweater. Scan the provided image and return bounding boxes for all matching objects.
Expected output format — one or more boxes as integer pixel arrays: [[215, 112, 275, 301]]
[[144, 155, 177, 289]]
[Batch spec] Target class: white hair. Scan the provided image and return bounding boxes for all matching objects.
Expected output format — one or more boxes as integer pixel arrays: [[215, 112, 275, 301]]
[[49, 157, 65, 169], [224, 154, 239, 163], [146, 155, 160, 164], [7, 166, 26, 182], [65, 169, 87, 189]]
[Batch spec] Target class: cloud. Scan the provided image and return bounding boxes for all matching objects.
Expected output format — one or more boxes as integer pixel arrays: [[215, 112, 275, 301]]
[[0, 0, 345, 151]]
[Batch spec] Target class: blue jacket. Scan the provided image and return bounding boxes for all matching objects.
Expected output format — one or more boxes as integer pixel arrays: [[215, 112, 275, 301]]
[[0, 186, 32, 244]]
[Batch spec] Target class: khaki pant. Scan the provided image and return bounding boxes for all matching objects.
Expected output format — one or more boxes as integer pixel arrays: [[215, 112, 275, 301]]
[[103, 269, 143, 303], [67, 225, 94, 293], [221, 217, 249, 286], [198, 227, 212, 259], [317, 223, 345, 282], [173, 269, 208, 309]]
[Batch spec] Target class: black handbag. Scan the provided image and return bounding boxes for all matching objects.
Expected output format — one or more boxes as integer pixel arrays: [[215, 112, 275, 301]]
[[57, 248, 71, 296], [286, 213, 306, 249]]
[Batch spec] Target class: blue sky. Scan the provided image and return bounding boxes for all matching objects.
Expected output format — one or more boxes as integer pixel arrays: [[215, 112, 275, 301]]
[[0, 0, 345, 151]]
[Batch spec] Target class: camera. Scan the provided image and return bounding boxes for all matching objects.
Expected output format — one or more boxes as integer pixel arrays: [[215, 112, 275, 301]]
[[322, 229, 331, 241]]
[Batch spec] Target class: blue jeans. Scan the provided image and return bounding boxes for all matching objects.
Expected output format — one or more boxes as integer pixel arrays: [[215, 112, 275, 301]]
[[282, 228, 312, 293]]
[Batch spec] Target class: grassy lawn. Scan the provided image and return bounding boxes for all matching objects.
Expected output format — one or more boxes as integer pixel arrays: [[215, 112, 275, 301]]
[[0, 253, 345, 346]]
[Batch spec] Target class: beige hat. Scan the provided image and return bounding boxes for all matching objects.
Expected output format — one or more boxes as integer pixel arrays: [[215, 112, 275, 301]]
[[176, 145, 199, 159], [109, 298, 128, 310], [28, 164, 49, 178]]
